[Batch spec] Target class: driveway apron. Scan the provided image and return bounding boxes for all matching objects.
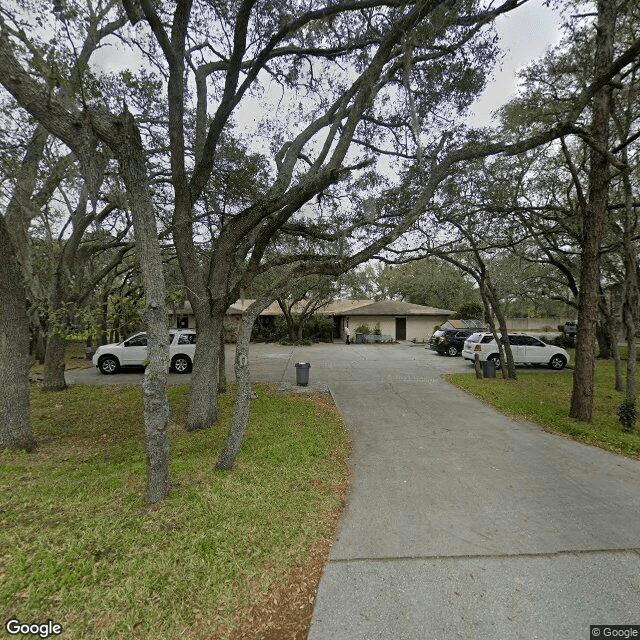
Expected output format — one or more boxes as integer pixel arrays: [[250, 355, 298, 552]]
[[278, 344, 640, 640]]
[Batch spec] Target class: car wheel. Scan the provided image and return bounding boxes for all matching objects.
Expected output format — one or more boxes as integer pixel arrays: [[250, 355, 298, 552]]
[[171, 355, 192, 374], [98, 355, 119, 375], [488, 354, 502, 370], [548, 354, 566, 370], [447, 345, 458, 357]]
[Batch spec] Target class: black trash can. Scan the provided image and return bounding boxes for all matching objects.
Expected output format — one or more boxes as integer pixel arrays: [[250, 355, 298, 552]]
[[355, 332, 364, 344], [482, 359, 497, 378], [294, 362, 311, 386]]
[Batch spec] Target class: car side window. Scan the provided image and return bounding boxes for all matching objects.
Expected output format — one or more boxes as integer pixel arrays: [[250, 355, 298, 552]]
[[125, 334, 147, 347], [178, 333, 196, 344], [481, 335, 495, 344], [508, 335, 523, 346]]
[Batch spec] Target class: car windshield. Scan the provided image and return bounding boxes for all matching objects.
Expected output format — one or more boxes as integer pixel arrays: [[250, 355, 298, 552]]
[[466, 333, 482, 343]]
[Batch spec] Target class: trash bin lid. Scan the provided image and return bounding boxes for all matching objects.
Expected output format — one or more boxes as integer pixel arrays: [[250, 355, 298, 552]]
[[294, 362, 310, 367]]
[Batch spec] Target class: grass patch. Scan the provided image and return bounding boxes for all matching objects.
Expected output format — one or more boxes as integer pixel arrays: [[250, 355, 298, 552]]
[[448, 360, 640, 458], [0, 384, 350, 639]]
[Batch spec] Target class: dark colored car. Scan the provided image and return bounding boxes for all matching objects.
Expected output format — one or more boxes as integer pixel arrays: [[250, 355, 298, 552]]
[[429, 329, 476, 357]]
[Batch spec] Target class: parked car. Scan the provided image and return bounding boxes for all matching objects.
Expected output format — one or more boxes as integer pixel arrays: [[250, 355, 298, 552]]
[[563, 321, 578, 336], [429, 329, 477, 357], [462, 332, 570, 370], [92, 329, 197, 375]]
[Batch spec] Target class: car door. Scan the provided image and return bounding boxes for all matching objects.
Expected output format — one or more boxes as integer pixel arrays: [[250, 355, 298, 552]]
[[121, 333, 148, 365], [507, 335, 525, 363], [522, 336, 548, 363], [455, 331, 471, 349]]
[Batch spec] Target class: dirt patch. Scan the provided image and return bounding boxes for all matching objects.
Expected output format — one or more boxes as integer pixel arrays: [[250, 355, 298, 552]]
[[218, 476, 349, 640]]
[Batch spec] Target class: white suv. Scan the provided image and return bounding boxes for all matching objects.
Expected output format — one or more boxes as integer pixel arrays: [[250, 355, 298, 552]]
[[462, 333, 570, 370], [92, 330, 197, 375]]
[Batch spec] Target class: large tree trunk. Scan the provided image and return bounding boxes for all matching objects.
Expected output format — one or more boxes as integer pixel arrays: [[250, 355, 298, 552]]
[[119, 111, 171, 504], [187, 312, 223, 430], [570, 0, 616, 421], [42, 333, 67, 391], [216, 300, 266, 470], [0, 216, 36, 452]]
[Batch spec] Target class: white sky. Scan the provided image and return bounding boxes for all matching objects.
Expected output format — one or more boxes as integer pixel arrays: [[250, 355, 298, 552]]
[[467, 0, 564, 127]]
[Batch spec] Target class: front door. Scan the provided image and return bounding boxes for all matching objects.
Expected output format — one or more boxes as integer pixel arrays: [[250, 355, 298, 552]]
[[395, 317, 406, 340]]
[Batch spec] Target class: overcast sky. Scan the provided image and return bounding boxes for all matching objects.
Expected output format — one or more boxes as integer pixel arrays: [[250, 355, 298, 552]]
[[467, 0, 564, 127]]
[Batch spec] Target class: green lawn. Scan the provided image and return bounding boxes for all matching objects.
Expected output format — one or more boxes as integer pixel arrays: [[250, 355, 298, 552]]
[[449, 360, 640, 458], [0, 384, 350, 639]]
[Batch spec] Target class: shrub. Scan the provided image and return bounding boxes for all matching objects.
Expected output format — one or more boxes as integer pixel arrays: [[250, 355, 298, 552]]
[[305, 314, 334, 342], [550, 334, 575, 348], [373, 322, 382, 335], [355, 323, 371, 335]]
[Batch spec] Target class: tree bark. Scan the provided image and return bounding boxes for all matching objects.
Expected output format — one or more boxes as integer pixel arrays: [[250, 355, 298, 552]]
[[218, 329, 227, 394], [480, 275, 516, 380], [42, 333, 67, 392], [621, 153, 638, 415], [570, 0, 616, 421], [596, 320, 614, 359], [187, 312, 222, 430], [0, 215, 36, 451], [119, 111, 171, 504], [216, 299, 266, 470], [612, 330, 624, 393], [487, 280, 517, 380]]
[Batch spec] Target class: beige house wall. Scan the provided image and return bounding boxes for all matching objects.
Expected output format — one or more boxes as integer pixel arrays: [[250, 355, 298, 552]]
[[344, 314, 450, 341], [408, 315, 450, 340]]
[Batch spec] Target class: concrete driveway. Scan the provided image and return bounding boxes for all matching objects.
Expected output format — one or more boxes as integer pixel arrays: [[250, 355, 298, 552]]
[[68, 343, 640, 638]]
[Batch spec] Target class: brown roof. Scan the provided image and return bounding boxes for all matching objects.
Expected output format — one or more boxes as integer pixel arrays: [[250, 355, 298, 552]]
[[226, 298, 374, 316], [345, 301, 454, 316], [174, 298, 451, 317]]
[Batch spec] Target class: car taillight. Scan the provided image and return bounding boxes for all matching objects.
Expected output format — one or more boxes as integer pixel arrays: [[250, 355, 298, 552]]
[[474, 345, 482, 351], [439, 337, 446, 343]]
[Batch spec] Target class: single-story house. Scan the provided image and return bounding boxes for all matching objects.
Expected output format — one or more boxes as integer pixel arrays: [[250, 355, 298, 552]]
[[337, 300, 453, 341], [168, 299, 453, 341]]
